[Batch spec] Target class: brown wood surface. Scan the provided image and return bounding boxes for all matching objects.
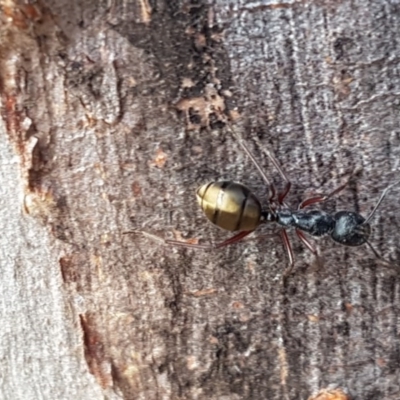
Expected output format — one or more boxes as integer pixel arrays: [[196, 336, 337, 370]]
[[1, 1, 399, 399]]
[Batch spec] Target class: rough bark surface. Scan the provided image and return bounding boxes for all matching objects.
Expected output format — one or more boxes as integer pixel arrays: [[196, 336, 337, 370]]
[[0, 1, 399, 400]]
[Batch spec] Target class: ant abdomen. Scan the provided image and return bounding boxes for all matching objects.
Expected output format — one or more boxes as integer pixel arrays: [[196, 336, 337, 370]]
[[196, 181, 262, 232], [331, 211, 371, 246]]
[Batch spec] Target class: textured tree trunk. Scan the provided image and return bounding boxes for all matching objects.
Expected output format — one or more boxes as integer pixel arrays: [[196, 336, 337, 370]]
[[1, 1, 399, 399]]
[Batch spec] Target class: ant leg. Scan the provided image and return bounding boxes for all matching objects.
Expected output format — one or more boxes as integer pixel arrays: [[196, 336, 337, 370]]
[[253, 137, 292, 203], [269, 183, 277, 202], [165, 230, 254, 250], [234, 133, 294, 207], [298, 182, 347, 210], [233, 133, 272, 187], [278, 182, 291, 205], [124, 230, 254, 250], [255, 141, 292, 203], [225, 121, 292, 204], [123, 230, 209, 248], [295, 229, 318, 255], [280, 229, 295, 276], [299, 178, 400, 214], [241, 232, 278, 243]]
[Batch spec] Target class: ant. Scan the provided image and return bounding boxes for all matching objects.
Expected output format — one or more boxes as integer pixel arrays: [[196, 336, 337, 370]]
[[128, 122, 399, 274]]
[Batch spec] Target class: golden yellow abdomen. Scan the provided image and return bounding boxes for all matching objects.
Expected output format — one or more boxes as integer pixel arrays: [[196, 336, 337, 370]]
[[196, 181, 261, 231]]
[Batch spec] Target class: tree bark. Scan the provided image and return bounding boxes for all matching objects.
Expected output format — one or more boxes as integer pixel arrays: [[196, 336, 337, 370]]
[[1, 1, 399, 399]]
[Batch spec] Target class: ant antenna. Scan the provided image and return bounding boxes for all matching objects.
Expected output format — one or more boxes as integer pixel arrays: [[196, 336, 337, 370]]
[[363, 179, 400, 225]]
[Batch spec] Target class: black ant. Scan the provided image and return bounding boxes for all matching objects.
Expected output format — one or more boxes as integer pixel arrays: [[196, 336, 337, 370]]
[[128, 122, 399, 274]]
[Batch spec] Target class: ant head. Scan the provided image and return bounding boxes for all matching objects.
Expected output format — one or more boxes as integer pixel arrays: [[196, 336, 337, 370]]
[[331, 211, 371, 247]]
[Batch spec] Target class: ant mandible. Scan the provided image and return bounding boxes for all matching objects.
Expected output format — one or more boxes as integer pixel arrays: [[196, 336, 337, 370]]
[[131, 122, 399, 274]]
